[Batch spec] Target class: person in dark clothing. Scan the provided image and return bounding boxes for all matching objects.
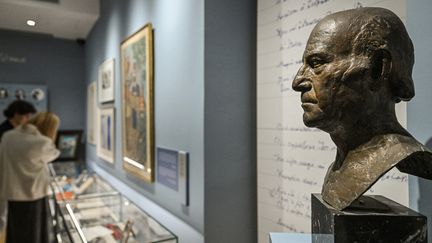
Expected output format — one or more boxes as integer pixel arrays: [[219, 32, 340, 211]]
[[0, 100, 37, 140], [1, 112, 60, 243], [0, 100, 36, 238]]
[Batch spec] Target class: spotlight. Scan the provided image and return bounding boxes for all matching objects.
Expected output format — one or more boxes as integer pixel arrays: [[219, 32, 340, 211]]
[[26, 20, 36, 27]]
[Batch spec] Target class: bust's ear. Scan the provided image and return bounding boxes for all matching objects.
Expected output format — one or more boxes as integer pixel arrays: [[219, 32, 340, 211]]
[[370, 49, 392, 91]]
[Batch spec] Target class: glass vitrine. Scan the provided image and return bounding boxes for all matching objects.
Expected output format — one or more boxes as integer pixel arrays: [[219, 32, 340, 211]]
[[49, 163, 177, 243]]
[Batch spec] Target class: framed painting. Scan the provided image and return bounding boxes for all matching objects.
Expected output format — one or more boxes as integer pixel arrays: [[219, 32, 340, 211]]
[[98, 58, 115, 103], [120, 23, 154, 182], [55, 130, 83, 161], [87, 82, 97, 145], [97, 107, 115, 164]]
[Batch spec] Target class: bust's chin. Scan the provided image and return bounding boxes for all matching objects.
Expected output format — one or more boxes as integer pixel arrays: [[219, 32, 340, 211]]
[[302, 112, 328, 130]]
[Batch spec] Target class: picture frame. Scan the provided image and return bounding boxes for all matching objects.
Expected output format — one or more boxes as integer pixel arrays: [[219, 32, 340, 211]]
[[87, 82, 97, 145], [98, 58, 115, 103], [56, 130, 83, 161], [120, 23, 155, 182], [97, 107, 115, 164]]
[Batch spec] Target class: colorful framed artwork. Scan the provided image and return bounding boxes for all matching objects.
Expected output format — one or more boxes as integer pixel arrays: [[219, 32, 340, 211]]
[[98, 58, 115, 103], [87, 82, 97, 145], [120, 23, 154, 182], [56, 130, 83, 161], [97, 107, 115, 164]]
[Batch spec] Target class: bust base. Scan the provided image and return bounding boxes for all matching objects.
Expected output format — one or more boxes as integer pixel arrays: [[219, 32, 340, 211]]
[[311, 194, 427, 243]]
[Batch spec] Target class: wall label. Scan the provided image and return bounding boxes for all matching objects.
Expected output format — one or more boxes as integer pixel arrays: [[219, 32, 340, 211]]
[[157, 147, 189, 206]]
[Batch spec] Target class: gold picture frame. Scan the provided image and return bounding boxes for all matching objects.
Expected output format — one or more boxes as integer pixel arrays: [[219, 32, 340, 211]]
[[120, 23, 154, 182]]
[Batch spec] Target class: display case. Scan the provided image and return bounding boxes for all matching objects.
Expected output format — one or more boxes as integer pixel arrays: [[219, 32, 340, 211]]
[[49, 163, 178, 243]]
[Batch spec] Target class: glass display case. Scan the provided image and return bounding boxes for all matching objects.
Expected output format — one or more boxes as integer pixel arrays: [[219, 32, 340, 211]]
[[49, 162, 178, 243]]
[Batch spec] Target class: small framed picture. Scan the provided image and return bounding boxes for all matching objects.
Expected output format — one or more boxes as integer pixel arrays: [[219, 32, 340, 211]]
[[0, 87, 8, 99], [31, 88, 45, 101], [98, 58, 115, 103], [56, 130, 83, 161], [97, 107, 115, 164]]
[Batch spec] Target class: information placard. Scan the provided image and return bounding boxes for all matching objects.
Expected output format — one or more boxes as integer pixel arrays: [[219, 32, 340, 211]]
[[157, 147, 189, 206]]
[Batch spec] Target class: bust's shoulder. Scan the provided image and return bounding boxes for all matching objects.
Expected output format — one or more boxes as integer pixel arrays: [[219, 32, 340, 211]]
[[378, 133, 426, 146], [322, 133, 431, 210], [360, 134, 430, 155]]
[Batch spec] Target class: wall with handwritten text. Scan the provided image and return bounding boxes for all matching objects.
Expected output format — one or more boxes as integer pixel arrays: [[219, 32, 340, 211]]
[[257, 0, 408, 241]]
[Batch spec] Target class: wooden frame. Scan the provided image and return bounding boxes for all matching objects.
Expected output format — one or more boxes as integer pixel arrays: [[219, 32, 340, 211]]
[[97, 107, 115, 164], [120, 23, 154, 182], [56, 130, 83, 161]]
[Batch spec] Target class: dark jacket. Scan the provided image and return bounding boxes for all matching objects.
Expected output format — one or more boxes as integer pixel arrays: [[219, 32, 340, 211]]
[[0, 120, 13, 141]]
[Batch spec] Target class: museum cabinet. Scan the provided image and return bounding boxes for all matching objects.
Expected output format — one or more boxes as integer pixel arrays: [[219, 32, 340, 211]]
[[48, 162, 177, 243]]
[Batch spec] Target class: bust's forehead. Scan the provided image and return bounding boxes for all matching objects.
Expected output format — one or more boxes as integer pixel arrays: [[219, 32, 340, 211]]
[[307, 18, 337, 43], [304, 9, 371, 57], [305, 7, 388, 50], [305, 18, 348, 55]]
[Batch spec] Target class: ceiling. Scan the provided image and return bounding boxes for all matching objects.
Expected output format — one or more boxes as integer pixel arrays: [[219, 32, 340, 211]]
[[0, 0, 99, 40]]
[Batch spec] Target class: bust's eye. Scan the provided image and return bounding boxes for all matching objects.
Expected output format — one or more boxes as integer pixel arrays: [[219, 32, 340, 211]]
[[308, 56, 326, 68]]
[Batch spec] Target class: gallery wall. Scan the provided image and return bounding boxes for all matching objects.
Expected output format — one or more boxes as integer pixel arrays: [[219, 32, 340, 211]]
[[204, 0, 257, 242], [85, 0, 258, 242], [407, 0, 432, 241], [84, 0, 205, 241], [0, 29, 85, 130]]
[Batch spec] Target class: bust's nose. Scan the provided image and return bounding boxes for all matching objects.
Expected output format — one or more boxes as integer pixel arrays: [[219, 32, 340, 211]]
[[292, 66, 312, 92]]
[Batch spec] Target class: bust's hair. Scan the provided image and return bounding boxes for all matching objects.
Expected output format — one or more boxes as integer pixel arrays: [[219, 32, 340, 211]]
[[343, 8, 415, 102], [29, 112, 60, 141]]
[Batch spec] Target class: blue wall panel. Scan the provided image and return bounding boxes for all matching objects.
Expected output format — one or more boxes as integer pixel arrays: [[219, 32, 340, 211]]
[[0, 30, 85, 130]]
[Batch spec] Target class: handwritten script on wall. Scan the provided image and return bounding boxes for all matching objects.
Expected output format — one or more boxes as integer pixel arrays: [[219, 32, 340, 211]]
[[257, 1, 407, 242]]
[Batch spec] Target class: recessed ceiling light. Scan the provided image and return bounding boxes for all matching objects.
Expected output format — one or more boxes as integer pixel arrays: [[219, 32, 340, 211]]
[[26, 20, 36, 27]]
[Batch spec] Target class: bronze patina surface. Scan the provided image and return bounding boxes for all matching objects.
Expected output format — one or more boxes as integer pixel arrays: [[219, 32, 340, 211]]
[[292, 7, 432, 210]]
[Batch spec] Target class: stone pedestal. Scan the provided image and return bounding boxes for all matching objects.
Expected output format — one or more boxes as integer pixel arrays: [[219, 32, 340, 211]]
[[312, 194, 427, 243]]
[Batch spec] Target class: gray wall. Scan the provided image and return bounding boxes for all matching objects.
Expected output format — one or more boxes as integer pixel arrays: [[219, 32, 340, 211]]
[[0, 30, 85, 130], [84, 0, 205, 234], [407, 1, 432, 242], [204, 0, 257, 242]]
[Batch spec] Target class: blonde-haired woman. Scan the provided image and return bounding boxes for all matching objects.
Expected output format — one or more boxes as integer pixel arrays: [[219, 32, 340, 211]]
[[0, 112, 60, 243]]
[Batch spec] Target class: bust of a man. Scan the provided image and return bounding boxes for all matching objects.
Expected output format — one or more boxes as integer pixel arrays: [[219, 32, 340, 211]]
[[292, 7, 432, 210]]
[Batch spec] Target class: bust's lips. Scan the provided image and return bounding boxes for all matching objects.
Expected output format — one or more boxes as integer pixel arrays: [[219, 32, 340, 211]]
[[301, 94, 318, 104], [301, 103, 316, 111], [300, 94, 318, 110]]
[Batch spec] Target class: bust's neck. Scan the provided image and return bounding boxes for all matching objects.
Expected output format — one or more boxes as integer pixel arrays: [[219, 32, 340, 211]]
[[328, 114, 410, 170], [322, 133, 429, 210]]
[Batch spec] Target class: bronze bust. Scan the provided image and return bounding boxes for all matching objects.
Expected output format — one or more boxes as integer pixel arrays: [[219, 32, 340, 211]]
[[292, 7, 432, 210]]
